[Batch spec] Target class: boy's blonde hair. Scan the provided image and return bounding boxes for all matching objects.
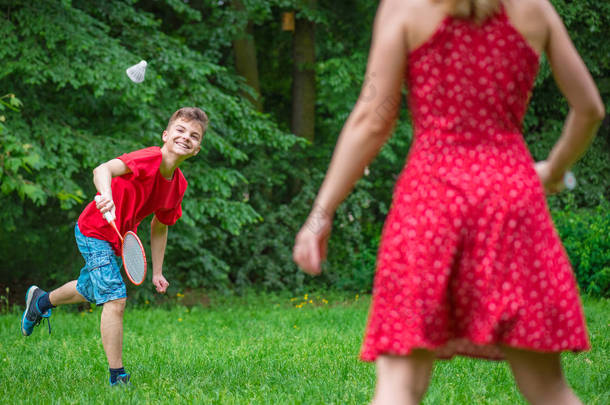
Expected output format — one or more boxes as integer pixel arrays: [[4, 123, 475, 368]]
[[167, 107, 209, 134]]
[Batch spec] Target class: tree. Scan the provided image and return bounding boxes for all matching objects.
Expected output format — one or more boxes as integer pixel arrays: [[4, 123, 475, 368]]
[[291, 0, 316, 142], [232, 0, 263, 112], [0, 0, 297, 290]]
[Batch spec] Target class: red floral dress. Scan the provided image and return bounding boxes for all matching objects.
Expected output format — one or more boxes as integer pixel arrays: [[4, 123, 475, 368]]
[[360, 9, 590, 361]]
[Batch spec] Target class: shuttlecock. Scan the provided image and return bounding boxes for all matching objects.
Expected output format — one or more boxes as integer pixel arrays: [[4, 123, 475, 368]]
[[564, 171, 576, 190], [126, 60, 147, 83]]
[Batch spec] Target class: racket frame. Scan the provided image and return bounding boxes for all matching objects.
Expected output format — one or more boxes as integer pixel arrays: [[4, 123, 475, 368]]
[[94, 195, 147, 285], [121, 230, 147, 285]]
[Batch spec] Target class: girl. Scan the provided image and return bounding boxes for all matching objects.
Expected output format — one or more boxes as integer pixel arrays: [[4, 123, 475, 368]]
[[293, 0, 604, 404]]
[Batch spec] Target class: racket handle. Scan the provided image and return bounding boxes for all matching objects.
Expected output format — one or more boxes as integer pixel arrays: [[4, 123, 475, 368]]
[[94, 195, 116, 222]]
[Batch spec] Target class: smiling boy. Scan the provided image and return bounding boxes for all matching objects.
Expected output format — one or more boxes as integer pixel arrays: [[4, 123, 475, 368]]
[[20, 107, 208, 386]]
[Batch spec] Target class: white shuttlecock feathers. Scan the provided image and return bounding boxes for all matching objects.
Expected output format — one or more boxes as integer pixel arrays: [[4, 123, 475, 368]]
[[126, 60, 147, 83], [564, 171, 576, 190]]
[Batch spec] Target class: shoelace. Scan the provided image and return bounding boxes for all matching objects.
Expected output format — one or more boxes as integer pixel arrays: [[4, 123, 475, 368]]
[[111, 374, 131, 386], [33, 316, 51, 335]]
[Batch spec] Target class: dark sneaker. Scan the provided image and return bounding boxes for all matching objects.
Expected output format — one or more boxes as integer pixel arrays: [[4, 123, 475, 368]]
[[21, 285, 52, 336], [110, 373, 131, 387]]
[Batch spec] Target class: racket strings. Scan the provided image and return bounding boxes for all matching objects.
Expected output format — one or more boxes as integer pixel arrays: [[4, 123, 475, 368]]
[[122, 233, 146, 284]]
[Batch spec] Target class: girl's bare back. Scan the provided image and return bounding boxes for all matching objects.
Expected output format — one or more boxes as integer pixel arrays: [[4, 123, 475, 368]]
[[404, 0, 547, 56]]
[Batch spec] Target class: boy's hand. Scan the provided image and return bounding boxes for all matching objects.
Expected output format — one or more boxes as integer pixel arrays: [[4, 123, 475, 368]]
[[153, 274, 169, 293], [95, 194, 117, 219]]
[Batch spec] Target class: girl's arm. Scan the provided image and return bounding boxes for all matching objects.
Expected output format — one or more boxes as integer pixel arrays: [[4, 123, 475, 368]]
[[293, 0, 409, 275], [537, 0, 605, 193]]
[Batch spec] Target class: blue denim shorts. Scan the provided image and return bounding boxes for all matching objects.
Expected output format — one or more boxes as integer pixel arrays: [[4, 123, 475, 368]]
[[75, 223, 127, 305]]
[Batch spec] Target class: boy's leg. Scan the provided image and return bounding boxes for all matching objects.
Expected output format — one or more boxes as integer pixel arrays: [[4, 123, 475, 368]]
[[74, 223, 129, 384], [49, 280, 88, 305], [372, 350, 435, 405], [501, 346, 582, 405], [21, 280, 91, 336], [100, 298, 127, 369]]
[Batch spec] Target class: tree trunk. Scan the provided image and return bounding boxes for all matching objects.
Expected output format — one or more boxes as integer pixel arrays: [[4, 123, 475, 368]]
[[291, 5, 316, 142], [232, 1, 263, 112]]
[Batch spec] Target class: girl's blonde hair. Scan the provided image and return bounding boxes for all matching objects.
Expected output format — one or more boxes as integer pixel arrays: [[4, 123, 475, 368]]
[[448, 0, 501, 22]]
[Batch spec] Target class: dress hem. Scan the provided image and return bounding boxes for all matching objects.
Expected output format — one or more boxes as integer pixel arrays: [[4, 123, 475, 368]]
[[360, 339, 591, 362]]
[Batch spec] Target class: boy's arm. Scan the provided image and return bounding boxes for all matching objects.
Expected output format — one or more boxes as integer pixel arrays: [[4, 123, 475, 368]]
[[93, 158, 131, 217], [150, 214, 170, 293]]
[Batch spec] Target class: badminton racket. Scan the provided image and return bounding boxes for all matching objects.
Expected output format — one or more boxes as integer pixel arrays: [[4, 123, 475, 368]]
[[94, 195, 147, 285]]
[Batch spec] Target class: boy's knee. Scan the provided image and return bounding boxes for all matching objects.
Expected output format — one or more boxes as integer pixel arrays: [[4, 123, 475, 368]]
[[104, 298, 126, 313]]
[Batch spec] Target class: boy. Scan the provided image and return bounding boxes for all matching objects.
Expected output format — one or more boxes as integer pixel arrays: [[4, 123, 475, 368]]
[[20, 107, 207, 386]]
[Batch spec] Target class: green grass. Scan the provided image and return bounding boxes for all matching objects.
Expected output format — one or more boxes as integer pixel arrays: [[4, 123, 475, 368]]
[[0, 293, 607, 404]]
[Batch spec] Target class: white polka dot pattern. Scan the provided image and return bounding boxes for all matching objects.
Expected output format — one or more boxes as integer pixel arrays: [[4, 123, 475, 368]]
[[360, 10, 590, 362]]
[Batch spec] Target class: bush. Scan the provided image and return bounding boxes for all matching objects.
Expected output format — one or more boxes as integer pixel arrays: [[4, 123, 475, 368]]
[[324, 198, 610, 297], [552, 198, 610, 297], [0, 1, 297, 289]]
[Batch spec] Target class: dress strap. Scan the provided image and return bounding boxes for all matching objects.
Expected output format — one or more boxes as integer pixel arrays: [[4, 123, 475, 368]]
[[496, 1, 509, 22]]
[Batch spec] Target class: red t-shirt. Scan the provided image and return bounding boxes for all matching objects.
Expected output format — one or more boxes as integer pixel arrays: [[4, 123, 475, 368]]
[[78, 147, 188, 256]]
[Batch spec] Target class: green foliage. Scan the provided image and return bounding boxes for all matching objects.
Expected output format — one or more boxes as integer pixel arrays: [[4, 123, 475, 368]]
[[0, 0, 608, 295], [0, 94, 50, 218], [0, 0, 296, 287], [552, 199, 610, 298]]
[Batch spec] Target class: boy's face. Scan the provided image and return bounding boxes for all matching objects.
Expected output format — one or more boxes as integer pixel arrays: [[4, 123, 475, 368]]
[[162, 118, 203, 158]]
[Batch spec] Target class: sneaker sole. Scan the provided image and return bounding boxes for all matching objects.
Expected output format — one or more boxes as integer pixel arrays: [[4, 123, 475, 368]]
[[21, 286, 38, 336]]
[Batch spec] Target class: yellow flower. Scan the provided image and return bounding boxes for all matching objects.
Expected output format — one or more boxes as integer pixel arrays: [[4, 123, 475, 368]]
[[178, 318, 183, 322], [322, 299, 328, 304], [145, 300, 150, 305], [309, 300, 313, 304], [304, 294, 308, 300], [177, 293, 184, 298]]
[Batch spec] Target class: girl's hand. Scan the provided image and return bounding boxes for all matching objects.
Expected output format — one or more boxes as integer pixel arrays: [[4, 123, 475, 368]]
[[152, 274, 169, 293], [293, 205, 333, 276], [534, 160, 566, 195]]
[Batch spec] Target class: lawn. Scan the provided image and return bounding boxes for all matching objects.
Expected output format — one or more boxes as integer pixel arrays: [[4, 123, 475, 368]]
[[0, 292, 607, 404]]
